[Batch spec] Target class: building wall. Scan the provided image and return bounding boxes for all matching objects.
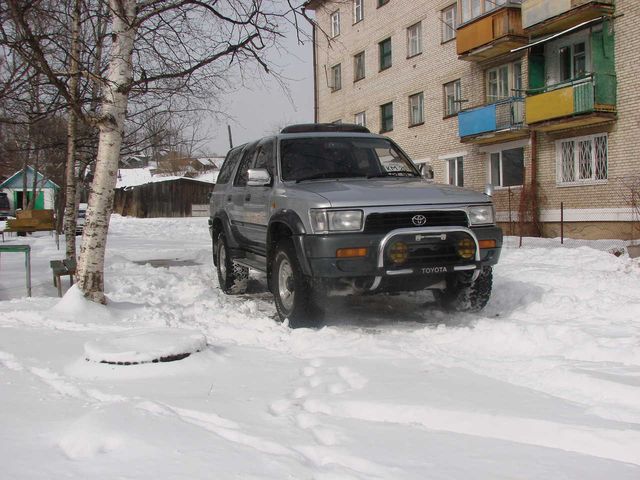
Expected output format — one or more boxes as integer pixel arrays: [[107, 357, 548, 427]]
[[311, 0, 639, 238]]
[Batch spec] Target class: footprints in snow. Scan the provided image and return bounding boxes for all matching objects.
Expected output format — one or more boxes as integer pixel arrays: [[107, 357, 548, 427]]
[[269, 358, 368, 448]]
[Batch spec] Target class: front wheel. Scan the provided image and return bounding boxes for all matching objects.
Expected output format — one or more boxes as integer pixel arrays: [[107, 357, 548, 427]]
[[215, 232, 248, 294], [435, 266, 493, 312], [272, 239, 320, 328]]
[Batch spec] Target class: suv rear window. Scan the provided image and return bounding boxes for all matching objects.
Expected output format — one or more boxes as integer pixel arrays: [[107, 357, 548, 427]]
[[280, 137, 419, 182], [216, 147, 243, 184]]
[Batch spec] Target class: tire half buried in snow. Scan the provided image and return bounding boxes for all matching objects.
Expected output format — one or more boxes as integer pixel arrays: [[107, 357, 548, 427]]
[[84, 328, 206, 365]]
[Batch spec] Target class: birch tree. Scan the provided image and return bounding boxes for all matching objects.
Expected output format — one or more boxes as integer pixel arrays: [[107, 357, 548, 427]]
[[3, 0, 313, 303]]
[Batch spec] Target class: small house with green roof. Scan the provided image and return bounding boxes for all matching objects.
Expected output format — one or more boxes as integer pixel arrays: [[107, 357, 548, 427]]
[[0, 166, 60, 213]]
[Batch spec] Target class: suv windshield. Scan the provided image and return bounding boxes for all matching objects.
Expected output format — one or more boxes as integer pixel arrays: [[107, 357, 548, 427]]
[[280, 137, 420, 182]]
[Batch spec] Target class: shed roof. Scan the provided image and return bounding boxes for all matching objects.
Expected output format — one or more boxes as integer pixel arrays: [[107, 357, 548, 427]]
[[0, 166, 60, 190]]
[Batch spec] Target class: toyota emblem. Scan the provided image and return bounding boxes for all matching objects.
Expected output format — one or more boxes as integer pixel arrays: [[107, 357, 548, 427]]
[[412, 214, 427, 226]]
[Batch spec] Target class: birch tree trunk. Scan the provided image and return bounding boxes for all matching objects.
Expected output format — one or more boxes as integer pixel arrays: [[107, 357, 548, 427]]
[[63, 0, 81, 260], [76, 0, 136, 303]]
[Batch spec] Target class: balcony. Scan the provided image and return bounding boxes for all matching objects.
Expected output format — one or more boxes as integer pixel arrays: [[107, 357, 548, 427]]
[[525, 74, 616, 132], [457, 6, 527, 61], [458, 98, 527, 144], [522, 0, 615, 37]]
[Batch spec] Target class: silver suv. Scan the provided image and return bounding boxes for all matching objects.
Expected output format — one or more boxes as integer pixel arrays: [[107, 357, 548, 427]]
[[209, 124, 502, 327]]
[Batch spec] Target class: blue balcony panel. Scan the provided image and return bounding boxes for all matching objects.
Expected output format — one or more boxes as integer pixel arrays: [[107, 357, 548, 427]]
[[459, 104, 497, 138]]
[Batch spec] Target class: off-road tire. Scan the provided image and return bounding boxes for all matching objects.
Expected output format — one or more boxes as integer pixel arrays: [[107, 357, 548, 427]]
[[435, 266, 493, 312], [215, 232, 248, 295], [272, 239, 321, 328]]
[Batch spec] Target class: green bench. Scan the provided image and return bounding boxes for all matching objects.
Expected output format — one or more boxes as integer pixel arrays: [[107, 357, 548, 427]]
[[50, 258, 77, 297]]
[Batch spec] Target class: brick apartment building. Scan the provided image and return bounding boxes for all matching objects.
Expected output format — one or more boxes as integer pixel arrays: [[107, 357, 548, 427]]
[[305, 0, 639, 239]]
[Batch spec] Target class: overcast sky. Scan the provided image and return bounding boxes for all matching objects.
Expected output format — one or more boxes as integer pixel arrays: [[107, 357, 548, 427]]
[[202, 27, 315, 156]]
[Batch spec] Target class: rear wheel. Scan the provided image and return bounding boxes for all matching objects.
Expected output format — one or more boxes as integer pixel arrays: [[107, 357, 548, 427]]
[[435, 266, 493, 312], [215, 232, 248, 294], [272, 239, 321, 328]]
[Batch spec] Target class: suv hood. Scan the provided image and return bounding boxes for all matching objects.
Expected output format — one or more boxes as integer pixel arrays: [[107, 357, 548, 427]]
[[293, 178, 491, 208]]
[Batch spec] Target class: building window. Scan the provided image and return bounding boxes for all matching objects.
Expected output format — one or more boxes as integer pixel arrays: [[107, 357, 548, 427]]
[[444, 79, 461, 117], [407, 22, 422, 58], [353, 0, 363, 23], [380, 102, 393, 132], [489, 147, 524, 187], [330, 63, 341, 91], [442, 4, 457, 42], [378, 0, 389, 7], [557, 134, 608, 184], [559, 42, 587, 82], [486, 61, 522, 103], [461, 0, 512, 23], [354, 51, 365, 82], [447, 157, 464, 187], [354, 111, 366, 126], [330, 10, 340, 37], [379, 37, 392, 71], [408, 92, 424, 126]]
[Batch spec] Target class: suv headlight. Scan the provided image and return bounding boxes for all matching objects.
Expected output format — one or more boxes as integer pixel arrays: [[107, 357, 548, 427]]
[[468, 205, 494, 225], [310, 209, 363, 233]]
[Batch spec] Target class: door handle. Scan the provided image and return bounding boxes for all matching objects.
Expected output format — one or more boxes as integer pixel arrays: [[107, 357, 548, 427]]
[[245, 194, 251, 201]]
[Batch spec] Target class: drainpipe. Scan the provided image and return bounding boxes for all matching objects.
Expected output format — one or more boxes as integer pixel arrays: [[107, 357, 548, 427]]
[[530, 130, 539, 235]]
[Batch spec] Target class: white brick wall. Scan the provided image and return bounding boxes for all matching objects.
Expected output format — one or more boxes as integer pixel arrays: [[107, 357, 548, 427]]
[[309, 0, 640, 233]]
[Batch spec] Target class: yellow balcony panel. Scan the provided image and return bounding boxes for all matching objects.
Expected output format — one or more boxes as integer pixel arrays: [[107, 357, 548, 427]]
[[525, 86, 575, 124], [522, 0, 615, 37], [457, 7, 527, 61]]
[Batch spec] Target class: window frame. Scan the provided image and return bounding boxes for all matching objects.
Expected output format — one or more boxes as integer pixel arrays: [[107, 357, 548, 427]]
[[487, 147, 524, 188], [354, 111, 366, 127], [460, 0, 513, 24], [446, 156, 464, 187], [380, 102, 394, 133], [556, 133, 608, 186], [407, 22, 422, 58], [441, 4, 457, 43], [486, 60, 522, 104], [353, 0, 363, 23], [330, 10, 340, 37], [330, 63, 342, 92], [378, 37, 392, 71], [353, 51, 365, 82], [443, 79, 462, 117], [408, 92, 424, 127]]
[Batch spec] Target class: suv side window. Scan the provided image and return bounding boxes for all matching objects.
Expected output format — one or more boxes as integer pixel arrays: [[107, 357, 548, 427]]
[[234, 142, 258, 187], [217, 147, 243, 184], [253, 138, 275, 176]]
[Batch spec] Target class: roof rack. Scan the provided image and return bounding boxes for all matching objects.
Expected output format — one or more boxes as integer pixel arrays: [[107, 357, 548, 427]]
[[280, 123, 371, 134]]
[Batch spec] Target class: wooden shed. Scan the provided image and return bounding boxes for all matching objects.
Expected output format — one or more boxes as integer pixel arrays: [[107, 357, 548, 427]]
[[114, 177, 213, 218]]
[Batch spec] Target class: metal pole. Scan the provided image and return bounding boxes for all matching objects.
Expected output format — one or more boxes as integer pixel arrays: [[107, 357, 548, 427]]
[[560, 201, 564, 245], [25, 246, 31, 297], [227, 125, 233, 149]]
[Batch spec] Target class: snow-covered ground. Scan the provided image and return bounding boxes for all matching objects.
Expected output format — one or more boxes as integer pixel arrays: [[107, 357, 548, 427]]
[[1, 217, 640, 479]]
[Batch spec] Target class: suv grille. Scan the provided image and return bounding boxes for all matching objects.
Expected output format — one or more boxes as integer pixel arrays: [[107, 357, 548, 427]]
[[364, 210, 468, 234]]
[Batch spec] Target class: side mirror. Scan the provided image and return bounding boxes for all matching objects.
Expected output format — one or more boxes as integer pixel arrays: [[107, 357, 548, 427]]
[[247, 168, 272, 186], [484, 183, 494, 197], [419, 163, 434, 180]]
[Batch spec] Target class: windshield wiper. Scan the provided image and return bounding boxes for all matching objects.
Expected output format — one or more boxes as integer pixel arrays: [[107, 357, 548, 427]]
[[367, 171, 420, 178], [296, 172, 367, 183]]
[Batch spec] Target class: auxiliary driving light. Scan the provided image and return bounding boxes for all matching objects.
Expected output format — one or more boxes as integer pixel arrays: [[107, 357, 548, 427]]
[[388, 241, 409, 265], [457, 238, 476, 260]]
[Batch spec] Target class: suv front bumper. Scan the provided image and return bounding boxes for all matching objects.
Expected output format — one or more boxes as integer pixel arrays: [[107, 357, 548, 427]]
[[297, 225, 502, 287]]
